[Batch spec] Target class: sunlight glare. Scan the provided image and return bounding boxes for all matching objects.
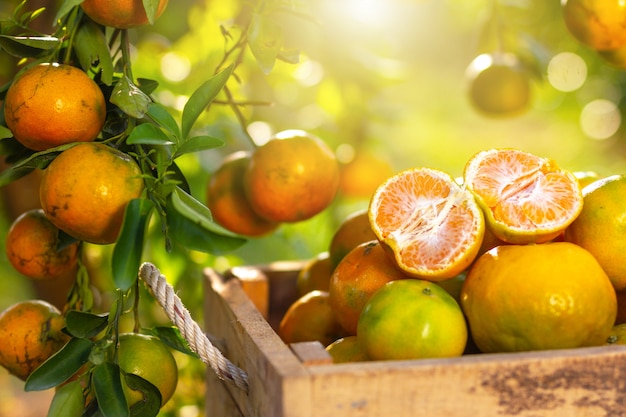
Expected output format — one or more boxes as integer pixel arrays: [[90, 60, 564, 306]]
[[336, 0, 393, 27]]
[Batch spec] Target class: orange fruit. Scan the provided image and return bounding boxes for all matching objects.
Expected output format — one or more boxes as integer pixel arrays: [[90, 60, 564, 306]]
[[463, 148, 583, 244], [460, 242, 617, 353], [296, 251, 334, 296], [564, 174, 626, 291], [244, 130, 340, 223], [325, 336, 369, 363], [465, 52, 531, 117], [338, 151, 394, 199], [0, 300, 67, 380], [81, 0, 169, 29], [117, 333, 178, 408], [39, 143, 145, 245], [3, 63, 106, 151], [328, 209, 377, 269], [206, 151, 279, 237], [357, 279, 468, 361], [368, 167, 485, 280], [278, 290, 346, 347], [562, 0, 626, 51], [329, 240, 410, 335], [6, 208, 79, 280]]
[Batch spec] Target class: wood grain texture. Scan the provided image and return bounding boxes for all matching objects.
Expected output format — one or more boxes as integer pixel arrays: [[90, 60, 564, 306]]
[[204, 265, 626, 417]]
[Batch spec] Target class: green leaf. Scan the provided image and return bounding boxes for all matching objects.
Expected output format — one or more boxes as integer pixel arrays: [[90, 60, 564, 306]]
[[166, 187, 246, 254], [54, 0, 85, 22], [142, 0, 162, 25], [126, 123, 174, 146], [74, 20, 115, 86], [47, 380, 85, 417], [173, 135, 224, 159], [65, 310, 109, 339], [181, 64, 233, 140], [25, 337, 94, 391], [247, 13, 283, 74], [93, 362, 129, 417], [112, 198, 154, 291], [125, 373, 161, 417], [137, 78, 159, 95], [111, 76, 152, 118], [0, 125, 12, 139], [147, 326, 198, 357], [0, 35, 60, 58], [0, 144, 70, 187], [146, 103, 180, 137]]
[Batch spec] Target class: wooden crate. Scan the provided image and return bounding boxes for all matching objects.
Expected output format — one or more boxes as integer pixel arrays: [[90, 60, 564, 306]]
[[203, 262, 626, 417]]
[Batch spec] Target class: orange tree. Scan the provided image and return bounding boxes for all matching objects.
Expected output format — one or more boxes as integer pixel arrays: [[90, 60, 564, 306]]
[[0, 0, 317, 416]]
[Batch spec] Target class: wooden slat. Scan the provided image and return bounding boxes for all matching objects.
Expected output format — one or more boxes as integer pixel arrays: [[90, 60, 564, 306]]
[[204, 265, 626, 417], [204, 267, 312, 417]]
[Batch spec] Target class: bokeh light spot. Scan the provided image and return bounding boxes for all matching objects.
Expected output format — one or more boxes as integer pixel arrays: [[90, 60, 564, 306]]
[[580, 99, 621, 140], [547, 52, 587, 92]]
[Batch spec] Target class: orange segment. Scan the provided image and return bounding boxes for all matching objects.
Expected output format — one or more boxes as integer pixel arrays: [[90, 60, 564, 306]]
[[368, 167, 485, 281], [463, 149, 583, 244]]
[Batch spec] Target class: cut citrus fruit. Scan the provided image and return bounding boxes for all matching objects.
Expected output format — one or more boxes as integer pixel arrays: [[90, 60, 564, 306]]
[[463, 149, 583, 244], [368, 167, 485, 281]]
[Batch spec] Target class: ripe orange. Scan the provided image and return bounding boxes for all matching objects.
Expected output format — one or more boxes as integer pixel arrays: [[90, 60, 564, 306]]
[[329, 240, 410, 335], [39, 143, 145, 245], [465, 52, 531, 117], [338, 151, 394, 199], [0, 300, 67, 380], [296, 251, 334, 296], [4, 63, 105, 151], [6, 208, 79, 280], [562, 0, 626, 50], [564, 174, 626, 290], [328, 209, 378, 269], [463, 148, 583, 244], [244, 130, 340, 223], [325, 336, 369, 363], [206, 151, 279, 237], [278, 290, 346, 347], [357, 279, 468, 361], [117, 333, 178, 408], [81, 0, 169, 29], [368, 167, 485, 280], [460, 242, 616, 353]]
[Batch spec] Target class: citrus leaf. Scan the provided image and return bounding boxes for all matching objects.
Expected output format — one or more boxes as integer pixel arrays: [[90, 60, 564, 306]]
[[146, 103, 180, 137], [166, 187, 246, 254], [111, 76, 152, 118], [181, 64, 233, 140], [247, 13, 283, 74], [142, 0, 162, 25], [137, 78, 159, 95], [0, 125, 12, 139], [124, 373, 161, 417], [65, 310, 109, 339], [47, 380, 85, 417], [173, 135, 224, 159], [127, 123, 174, 145], [147, 326, 198, 357], [25, 337, 93, 391], [54, 0, 84, 22], [93, 362, 129, 417], [112, 198, 154, 291], [0, 35, 60, 58], [75, 20, 114, 86]]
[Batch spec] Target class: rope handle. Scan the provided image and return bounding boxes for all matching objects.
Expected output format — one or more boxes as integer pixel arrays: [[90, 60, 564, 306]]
[[138, 262, 249, 393]]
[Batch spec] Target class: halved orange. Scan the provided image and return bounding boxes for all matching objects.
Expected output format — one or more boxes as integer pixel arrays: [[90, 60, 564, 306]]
[[368, 167, 485, 281], [463, 149, 583, 244]]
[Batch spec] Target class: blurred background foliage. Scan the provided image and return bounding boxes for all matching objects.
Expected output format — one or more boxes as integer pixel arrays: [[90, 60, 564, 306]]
[[2, 0, 626, 415]]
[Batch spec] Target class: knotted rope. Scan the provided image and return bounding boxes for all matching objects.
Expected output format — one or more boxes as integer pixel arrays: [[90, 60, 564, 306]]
[[138, 262, 249, 393]]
